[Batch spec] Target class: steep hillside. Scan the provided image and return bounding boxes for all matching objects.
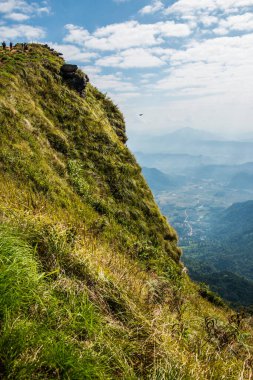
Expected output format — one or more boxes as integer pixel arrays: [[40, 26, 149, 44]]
[[0, 44, 253, 379], [0, 44, 180, 265]]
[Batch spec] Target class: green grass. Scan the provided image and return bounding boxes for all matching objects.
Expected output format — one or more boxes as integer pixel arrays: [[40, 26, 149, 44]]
[[0, 225, 109, 379], [0, 43, 180, 267], [1, 203, 253, 379], [0, 44, 253, 379]]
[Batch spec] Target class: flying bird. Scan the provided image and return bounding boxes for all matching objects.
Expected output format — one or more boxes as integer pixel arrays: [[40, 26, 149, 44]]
[[139, 114, 143, 117]]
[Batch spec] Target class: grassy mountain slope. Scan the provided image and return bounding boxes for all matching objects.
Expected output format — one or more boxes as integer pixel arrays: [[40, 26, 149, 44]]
[[0, 44, 253, 379]]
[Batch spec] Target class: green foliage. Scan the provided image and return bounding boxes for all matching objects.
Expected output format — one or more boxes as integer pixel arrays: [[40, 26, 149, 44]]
[[92, 87, 127, 143], [184, 200, 253, 309], [198, 283, 226, 308], [67, 159, 91, 198], [0, 225, 39, 313], [0, 225, 108, 379], [185, 253, 253, 310]]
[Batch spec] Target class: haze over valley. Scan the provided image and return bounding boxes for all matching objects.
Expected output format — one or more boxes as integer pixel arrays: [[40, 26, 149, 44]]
[[134, 127, 253, 309]]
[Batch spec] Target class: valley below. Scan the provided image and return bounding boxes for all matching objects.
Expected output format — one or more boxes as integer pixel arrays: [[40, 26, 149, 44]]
[[135, 128, 253, 311], [156, 178, 253, 245]]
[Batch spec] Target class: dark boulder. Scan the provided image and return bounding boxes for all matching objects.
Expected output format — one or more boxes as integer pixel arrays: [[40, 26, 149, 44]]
[[61, 64, 78, 74], [60, 64, 89, 98]]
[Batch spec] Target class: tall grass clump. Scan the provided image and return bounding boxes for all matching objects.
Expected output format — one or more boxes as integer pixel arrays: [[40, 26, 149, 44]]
[[0, 224, 116, 379], [0, 224, 40, 314]]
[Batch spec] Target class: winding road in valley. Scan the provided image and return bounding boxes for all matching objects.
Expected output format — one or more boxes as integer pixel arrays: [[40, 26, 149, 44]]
[[184, 210, 193, 237]]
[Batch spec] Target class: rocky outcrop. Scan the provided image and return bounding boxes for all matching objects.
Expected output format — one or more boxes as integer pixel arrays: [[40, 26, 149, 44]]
[[61, 64, 78, 73], [60, 64, 89, 97]]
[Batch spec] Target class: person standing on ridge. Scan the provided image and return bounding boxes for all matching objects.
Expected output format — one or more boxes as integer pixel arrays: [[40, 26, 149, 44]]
[[10, 42, 13, 50], [2, 41, 6, 50]]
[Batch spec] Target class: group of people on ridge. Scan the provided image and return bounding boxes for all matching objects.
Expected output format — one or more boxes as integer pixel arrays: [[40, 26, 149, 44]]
[[1, 41, 28, 51], [2, 41, 13, 50]]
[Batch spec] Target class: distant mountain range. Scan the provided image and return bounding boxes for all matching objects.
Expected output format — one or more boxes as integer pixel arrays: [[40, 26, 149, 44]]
[[138, 154, 253, 188], [193, 162, 253, 184], [142, 167, 186, 191], [160, 127, 220, 142], [136, 152, 214, 175], [131, 127, 253, 165]]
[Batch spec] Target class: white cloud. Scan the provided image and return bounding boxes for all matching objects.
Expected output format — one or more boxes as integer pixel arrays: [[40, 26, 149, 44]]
[[64, 20, 191, 51], [214, 12, 253, 34], [200, 15, 219, 26], [4, 12, 29, 21], [165, 0, 253, 16], [0, 24, 45, 39], [0, 0, 50, 21], [213, 26, 229, 35], [141, 73, 157, 78], [90, 73, 137, 92], [114, 92, 141, 102], [64, 24, 90, 45], [163, 0, 253, 34], [139, 0, 164, 15], [47, 42, 97, 63], [81, 65, 102, 76], [152, 33, 253, 102], [96, 48, 165, 68], [79, 68, 140, 105]]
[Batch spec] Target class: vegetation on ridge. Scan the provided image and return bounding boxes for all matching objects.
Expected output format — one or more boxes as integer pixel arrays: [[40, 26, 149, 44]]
[[0, 44, 253, 379], [0, 43, 180, 265]]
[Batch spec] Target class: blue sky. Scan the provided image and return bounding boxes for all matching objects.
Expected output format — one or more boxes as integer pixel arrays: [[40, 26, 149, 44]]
[[1, 0, 253, 143]]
